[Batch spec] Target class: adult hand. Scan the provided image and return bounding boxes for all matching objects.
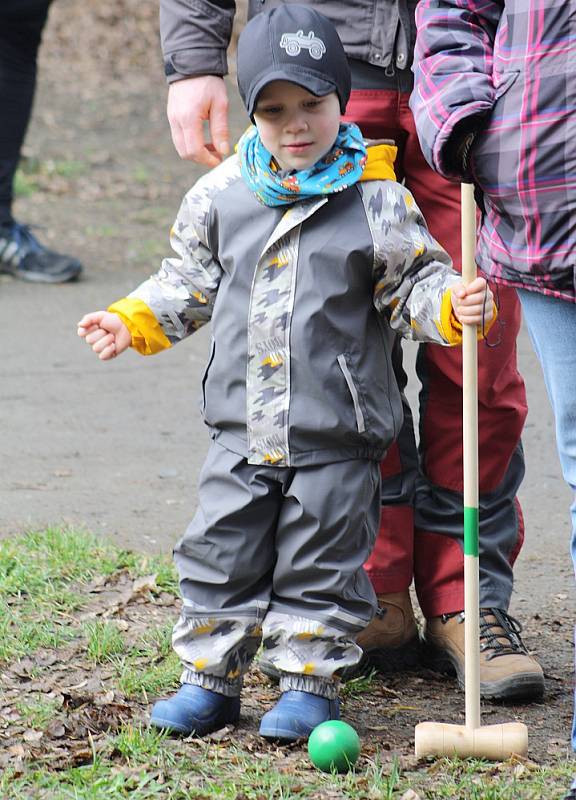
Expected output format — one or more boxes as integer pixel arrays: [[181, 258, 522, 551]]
[[451, 277, 495, 327], [77, 311, 132, 361], [167, 75, 230, 166]]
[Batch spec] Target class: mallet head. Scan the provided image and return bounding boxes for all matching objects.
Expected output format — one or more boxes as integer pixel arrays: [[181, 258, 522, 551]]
[[415, 721, 528, 761]]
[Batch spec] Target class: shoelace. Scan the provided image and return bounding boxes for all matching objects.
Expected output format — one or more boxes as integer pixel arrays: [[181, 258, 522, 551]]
[[7, 222, 44, 258], [441, 607, 529, 660]]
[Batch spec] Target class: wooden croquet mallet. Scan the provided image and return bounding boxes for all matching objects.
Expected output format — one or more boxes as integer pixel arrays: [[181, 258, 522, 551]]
[[414, 183, 528, 760]]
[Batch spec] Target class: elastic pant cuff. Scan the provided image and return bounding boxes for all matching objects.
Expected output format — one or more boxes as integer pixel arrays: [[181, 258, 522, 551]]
[[279, 673, 339, 699], [181, 670, 242, 698]]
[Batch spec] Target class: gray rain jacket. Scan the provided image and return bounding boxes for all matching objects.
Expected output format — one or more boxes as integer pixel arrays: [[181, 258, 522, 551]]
[[118, 150, 461, 468]]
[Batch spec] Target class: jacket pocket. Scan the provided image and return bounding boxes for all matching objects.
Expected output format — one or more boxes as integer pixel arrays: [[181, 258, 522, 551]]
[[201, 338, 216, 415], [469, 71, 520, 189], [337, 353, 366, 434]]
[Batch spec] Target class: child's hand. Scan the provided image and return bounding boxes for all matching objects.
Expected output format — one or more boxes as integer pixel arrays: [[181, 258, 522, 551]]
[[451, 277, 495, 327], [77, 311, 131, 360]]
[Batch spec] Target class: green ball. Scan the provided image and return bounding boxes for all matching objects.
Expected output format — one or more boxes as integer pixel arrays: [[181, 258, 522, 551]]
[[307, 720, 361, 773]]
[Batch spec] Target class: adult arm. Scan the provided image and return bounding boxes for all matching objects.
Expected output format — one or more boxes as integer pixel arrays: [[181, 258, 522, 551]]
[[409, 0, 504, 181], [160, 0, 236, 164]]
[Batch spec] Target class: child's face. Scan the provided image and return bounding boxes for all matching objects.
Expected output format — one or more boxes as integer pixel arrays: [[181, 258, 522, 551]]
[[253, 81, 341, 171]]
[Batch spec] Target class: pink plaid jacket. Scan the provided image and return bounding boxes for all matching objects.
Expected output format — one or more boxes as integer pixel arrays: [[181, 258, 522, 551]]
[[410, 0, 575, 301]]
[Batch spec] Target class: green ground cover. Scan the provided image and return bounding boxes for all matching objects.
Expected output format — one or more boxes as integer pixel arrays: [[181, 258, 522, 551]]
[[0, 527, 572, 799]]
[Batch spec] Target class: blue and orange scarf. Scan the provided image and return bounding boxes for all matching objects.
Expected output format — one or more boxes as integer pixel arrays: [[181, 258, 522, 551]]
[[238, 123, 367, 207]]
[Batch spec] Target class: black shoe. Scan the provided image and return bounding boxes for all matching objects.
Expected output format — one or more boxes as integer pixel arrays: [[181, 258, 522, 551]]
[[0, 221, 82, 283], [563, 779, 576, 800]]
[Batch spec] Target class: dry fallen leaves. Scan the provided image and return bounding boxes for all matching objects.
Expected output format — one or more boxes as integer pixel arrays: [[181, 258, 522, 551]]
[[400, 790, 422, 800]]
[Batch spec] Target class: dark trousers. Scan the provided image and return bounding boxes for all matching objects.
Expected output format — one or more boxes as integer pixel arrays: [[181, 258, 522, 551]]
[[0, 0, 51, 224]]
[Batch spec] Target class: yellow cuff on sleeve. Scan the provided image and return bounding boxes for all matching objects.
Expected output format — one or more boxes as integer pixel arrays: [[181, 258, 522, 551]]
[[435, 289, 499, 346], [435, 289, 463, 345], [107, 297, 172, 355]]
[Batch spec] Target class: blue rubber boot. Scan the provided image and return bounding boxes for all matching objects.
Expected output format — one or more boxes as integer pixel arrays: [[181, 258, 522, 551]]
[[259, 690, 340, 742], [150, 684, 240, 736]]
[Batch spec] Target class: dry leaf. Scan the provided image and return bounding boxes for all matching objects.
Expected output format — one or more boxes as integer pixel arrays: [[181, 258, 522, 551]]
[[132, 574, 157, 594], [23, 729, 44, 742], [95, 691, 115, 705], [46, 720, 66, 738]]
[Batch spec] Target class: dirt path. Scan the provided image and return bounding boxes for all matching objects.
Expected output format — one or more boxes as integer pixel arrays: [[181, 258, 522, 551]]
[[1, 0, 573, 766]]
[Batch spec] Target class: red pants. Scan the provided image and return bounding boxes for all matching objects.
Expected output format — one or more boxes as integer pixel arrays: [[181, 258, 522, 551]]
[[344, 90, 528, 618]]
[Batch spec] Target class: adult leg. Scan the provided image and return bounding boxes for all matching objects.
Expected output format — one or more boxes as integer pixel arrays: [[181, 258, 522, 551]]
[[0, 0, 82, 282], [398, 94, 542, 700], [517, 289, 576, 749], [0, 0, 50, 225], [342, 90, 421, 673]]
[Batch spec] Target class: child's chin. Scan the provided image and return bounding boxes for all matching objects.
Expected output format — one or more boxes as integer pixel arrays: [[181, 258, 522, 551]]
[[284, 156, 317, 171]]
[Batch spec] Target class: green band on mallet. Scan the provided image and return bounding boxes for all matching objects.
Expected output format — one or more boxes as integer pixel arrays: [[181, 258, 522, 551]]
[[464, 506, 479, 556]]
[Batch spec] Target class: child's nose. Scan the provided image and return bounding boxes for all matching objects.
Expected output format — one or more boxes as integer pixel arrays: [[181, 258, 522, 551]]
[[285, 114, 308, 133]]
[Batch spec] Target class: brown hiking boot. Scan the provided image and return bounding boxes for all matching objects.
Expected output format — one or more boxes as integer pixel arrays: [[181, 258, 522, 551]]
[[339, 590, 421, 679], [424, 608, 544, 701]]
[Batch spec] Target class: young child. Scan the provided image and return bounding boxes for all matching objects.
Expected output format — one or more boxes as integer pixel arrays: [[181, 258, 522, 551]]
[[78, 5, 494, 742]]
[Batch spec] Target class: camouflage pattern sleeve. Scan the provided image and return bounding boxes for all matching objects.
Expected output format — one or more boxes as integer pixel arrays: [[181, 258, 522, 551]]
[[127, 173, 226, 345], [359, 180, 461, 344]]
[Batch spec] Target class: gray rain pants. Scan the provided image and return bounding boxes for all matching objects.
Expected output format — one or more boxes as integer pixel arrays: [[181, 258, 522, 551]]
[[172, 441, 381, 698]]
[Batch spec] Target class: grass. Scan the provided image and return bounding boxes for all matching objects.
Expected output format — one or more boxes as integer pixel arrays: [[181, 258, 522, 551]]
[[2, 748, 571, 800], [0, 525, 573, 800], [15, 695, 62, 729], [340, 669, 379, 699], [85, 621, 127, 664], [14, 157, 86, 196], [113, 650, 181, 700]]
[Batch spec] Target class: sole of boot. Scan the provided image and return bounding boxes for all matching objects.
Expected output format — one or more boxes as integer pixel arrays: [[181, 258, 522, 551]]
[[339, 633, 422, 680], [0, 263, 82, 283], [259, 724, 304, 742], [13, 270, 81, 284], [150, 710, 240, 736], [423, 643, 545, 702], [479, 673, 545, 702], [150, 697, 240, 736], [149, 716, 196, 735]]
